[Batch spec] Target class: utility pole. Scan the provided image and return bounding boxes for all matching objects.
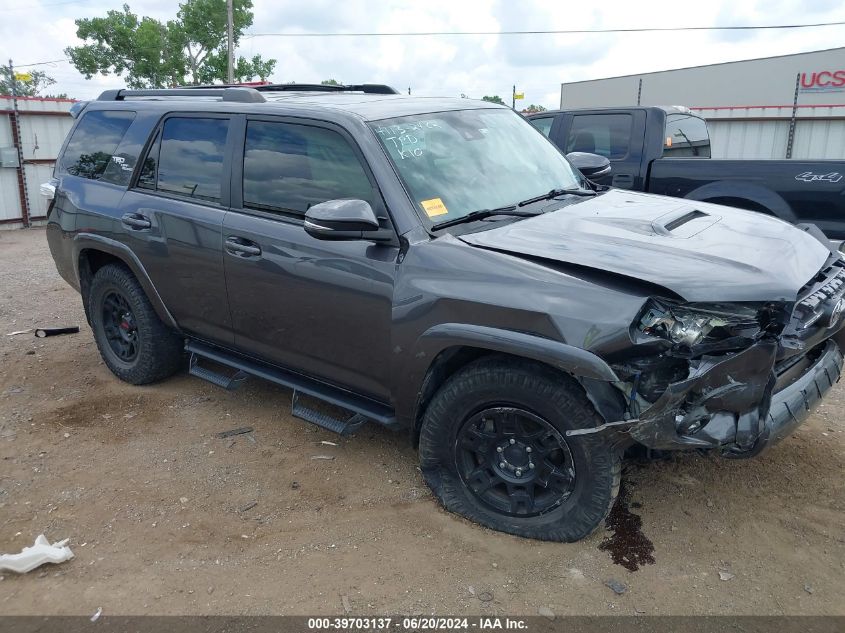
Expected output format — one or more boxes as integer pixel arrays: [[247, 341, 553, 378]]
[[226, 0, 235, 84], [512, 84, 515, 109]]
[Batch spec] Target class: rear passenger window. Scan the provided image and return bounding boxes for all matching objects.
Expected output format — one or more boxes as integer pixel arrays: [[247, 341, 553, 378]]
[[61, 110, 135, 180], [137, 117, 229, 203], [565, 114, 632, 160], [529, 116, 554, 137], [243, 121, 373, 216], [663, 114, 711, 158]]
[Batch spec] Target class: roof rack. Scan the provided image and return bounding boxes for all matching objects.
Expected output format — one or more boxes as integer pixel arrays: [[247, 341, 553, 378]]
[[181, 83, 400, 95], [96, 87, 266, 103]]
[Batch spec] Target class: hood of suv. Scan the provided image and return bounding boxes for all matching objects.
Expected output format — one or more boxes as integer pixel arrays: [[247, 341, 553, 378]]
[[458, 190, 829, 302]]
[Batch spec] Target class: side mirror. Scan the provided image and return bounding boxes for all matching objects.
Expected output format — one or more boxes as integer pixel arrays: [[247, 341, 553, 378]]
[[304, 199, 386, 241], [566, 152, 612, 181]]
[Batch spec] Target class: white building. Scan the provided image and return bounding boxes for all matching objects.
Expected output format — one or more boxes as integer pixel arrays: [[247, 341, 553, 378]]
[[560, 47, 845, 160], [0, 96, 74, 228]]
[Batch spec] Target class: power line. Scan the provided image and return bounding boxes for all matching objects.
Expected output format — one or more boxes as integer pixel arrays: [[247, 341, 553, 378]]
[[13, 59, 69, 68], [245, 20, 845, 38]]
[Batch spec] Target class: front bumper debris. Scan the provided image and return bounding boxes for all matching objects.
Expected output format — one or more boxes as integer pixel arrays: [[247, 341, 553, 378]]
[[758, 340, 843, 455], [569, 340, 842, 457]]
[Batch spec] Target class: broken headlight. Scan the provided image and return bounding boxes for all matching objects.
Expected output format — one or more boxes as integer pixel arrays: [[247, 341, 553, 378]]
[[635, 300, 765, 349]]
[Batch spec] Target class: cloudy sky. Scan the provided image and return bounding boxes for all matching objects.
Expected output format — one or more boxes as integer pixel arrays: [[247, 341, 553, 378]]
[[2, 0, 844, 106]]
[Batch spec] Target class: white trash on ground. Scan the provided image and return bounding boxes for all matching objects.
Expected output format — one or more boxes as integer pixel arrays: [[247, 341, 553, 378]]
[[0, 534, 74, 573]]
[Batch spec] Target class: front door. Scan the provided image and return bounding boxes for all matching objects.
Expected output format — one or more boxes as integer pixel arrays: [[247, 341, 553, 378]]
[[557, 111, 646, 189], [222, 117, 399, 401]]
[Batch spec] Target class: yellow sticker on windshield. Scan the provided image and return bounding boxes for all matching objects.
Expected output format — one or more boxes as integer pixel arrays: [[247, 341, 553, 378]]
[[421, 198, 448, 217]]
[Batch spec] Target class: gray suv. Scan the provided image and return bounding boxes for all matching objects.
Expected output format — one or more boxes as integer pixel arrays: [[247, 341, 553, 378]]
[[45, 83, 845, 542]]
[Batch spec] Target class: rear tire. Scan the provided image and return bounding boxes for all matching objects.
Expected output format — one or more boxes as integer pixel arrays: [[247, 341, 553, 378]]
[[88, 263, 183, 385], [419, 356, 621, 542]]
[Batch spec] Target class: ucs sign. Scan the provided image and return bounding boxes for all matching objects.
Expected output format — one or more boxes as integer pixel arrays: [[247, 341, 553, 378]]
[[800, 70, 845, 92]]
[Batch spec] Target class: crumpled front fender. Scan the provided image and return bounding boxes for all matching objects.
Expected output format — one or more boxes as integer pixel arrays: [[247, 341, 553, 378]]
[[630, 341, 778, 452]]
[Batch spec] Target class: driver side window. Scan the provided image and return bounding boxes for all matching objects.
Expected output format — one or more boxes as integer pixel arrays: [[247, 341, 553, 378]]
[[242, 121, 375, 217]]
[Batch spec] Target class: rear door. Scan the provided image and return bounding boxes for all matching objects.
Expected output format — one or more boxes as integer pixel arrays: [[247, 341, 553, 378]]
[[554, 110, 647, 189], [121, 113, 236, 344], [222, 116, 399, 401]]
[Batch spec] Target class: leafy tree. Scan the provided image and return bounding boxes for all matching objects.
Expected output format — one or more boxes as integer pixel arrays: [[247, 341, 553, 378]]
[[481, 95, 505, 105], [523, 104, 547, 114], [321, 79, 341, 86], [65, 1, 276, 88], [0, 68, 65, 97]]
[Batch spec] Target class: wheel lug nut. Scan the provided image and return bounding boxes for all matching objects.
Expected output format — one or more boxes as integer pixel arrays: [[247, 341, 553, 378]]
[[509, 438, 516, 445], [496, 446, 503, 453], [529, 462, 535, 469], [525, 447, 532, 453], [515, 469, 522, 477], [499, 462, 506, 469]]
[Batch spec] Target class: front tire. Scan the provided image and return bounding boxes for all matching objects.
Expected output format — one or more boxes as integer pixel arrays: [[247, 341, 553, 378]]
[[418, 356, 621, 542], [88, 263, 183, 385]]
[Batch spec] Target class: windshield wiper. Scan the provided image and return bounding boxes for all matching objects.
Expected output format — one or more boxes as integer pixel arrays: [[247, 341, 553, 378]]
[[431, 205, 540, 230], [517, 187, 596, 207]]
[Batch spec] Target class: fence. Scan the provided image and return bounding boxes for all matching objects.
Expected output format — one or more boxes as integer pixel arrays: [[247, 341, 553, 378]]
[[0, 95, 74, 228]]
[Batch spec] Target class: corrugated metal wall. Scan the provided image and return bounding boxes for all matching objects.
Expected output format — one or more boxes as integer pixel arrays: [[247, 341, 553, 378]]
[[694, 105, 845, 160], [0, 96, 73, 228], [0, 104, 22, 222]]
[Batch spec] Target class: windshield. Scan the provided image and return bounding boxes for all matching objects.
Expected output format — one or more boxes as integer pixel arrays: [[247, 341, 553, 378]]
[[370, 108, 581, 226]]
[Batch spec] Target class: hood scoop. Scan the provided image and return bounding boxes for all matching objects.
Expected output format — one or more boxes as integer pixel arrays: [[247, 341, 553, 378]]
[[652, 208, 719, 238]]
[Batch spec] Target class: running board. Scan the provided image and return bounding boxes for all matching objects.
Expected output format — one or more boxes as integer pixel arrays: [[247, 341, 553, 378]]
[[184, 340, 397, 428], [189, 353, 248, 390], [291, 391, 367, 435]]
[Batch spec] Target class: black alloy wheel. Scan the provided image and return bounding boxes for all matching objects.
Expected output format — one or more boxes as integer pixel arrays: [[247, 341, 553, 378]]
[[101, 290, 140, 362], [455, 406, 576, 517]]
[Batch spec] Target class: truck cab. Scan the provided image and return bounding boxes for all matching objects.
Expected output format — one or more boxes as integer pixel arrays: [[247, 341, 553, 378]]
[[528, 105, 845, 239]]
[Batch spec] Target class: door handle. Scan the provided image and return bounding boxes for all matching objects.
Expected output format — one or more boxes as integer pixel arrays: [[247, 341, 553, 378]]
[[121, 213, 152, 230], [225, 237, 262, 257]]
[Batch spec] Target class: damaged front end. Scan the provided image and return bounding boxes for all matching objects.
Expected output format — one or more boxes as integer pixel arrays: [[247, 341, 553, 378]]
[[576, 259, 845, 457]]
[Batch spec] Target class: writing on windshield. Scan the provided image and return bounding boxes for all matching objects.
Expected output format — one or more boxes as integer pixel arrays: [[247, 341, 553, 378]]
[[371, 108, 579, 225]]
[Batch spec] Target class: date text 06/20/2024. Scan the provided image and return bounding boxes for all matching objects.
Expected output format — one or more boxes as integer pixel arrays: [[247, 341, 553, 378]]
[[307, 618, 529, 631]]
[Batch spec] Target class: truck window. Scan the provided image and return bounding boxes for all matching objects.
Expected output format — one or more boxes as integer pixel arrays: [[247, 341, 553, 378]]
[[242, 121, 374, 216], [565, 114, 631, 160], [663, 113, 711, 158], [60, 110, 136, 180], [137, 117, 230, 203], [529, 116, 554, 137]]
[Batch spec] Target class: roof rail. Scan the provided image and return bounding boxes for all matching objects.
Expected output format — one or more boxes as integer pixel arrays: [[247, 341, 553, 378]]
[[263, 83, 400, 95], [180, 83, 400, 95], [96, 87, 266, 103]]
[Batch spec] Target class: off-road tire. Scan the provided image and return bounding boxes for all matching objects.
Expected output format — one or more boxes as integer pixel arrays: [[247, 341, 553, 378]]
[[88, 263, 183, 385], [419, 356, 621, 542]]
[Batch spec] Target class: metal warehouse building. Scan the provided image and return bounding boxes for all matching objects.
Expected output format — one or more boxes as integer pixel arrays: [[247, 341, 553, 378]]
[[1, 96, 74, 228], [560, 47, 845, 160]]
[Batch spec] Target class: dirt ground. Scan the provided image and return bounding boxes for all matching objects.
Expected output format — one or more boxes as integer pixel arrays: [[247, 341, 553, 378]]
[[0, 227, 843, 616]]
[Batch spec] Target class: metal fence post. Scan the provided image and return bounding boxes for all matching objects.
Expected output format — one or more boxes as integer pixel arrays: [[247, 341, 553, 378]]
[[785, 72, 800, 160], [8, 59, 31, 227]]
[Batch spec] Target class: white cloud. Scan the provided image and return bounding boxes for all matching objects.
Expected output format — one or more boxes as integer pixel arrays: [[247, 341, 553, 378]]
[[1, 0, 843, 107]]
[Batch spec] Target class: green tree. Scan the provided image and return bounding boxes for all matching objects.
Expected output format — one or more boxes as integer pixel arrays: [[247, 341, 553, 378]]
[[0, 68, 66, 98], [523, 104, 547, 113], [321, 79, 341, 85], [481, 95, 505, 105], [65, 1, 276, 88]]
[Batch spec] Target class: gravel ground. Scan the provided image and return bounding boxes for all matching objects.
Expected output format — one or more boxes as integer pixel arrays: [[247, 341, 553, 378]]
[[0, 227, 843, 616]]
